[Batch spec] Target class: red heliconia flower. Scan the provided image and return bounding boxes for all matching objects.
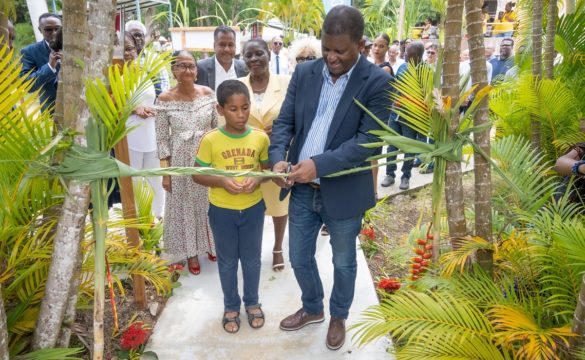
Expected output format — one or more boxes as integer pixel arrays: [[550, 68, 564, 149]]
[[377, 278, 401, 292], [416, 238, 427, 246], [424, 244, 433, 251], [427, 234, 434, 240], [414, 248, 425, 256], [412, 257, 423, 263], [360, 227, 375, 240], [422, 253, 433, 259], [120, 322, 149, 350]]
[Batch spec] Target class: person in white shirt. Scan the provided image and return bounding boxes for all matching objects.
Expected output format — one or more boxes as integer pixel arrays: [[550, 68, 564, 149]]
[[387, 44, 404, 75], [123, 33, 165, 218], [269, 36, 289, 75]]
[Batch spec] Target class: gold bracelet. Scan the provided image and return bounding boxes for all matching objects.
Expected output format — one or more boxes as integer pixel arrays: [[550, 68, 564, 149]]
[[160, 159, 170, 168]]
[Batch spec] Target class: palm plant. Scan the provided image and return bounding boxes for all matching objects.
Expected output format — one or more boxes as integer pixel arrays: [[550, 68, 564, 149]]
[[351, 135, 585, 358], [490, 73, 582, 163]]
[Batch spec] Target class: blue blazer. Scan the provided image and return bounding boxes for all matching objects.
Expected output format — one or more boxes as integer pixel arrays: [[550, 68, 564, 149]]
[[269, 55, 393, 219], [20, 41, 58, 113]]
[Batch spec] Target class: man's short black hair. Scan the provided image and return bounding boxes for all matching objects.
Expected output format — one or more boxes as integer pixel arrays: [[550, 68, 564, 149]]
[[216, 80, 250, 107], [214, 25, 236, 42], [322, 5, 364, 43], [39, 13, 61, 24], [502, 37, 515, 47]]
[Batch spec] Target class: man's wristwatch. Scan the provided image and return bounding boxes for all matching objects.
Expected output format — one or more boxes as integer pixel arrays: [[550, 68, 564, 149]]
[[571, 159, 585, 176]]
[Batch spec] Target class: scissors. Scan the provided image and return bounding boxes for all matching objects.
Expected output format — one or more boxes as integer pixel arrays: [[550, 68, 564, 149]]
[[284, 162, 292, 186]]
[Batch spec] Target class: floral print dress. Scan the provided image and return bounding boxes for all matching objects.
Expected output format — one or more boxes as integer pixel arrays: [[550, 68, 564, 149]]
[[155, 95, 217, 259]]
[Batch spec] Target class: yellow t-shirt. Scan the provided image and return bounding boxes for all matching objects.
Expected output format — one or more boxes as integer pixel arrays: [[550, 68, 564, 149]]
[[195, 126, 270, 210]]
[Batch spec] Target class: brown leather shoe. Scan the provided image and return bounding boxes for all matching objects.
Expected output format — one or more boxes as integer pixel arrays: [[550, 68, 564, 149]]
[[326, 317, 346, 350], [279, 308, 325, 331]]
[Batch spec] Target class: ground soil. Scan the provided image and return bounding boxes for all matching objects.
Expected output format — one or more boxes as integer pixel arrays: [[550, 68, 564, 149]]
[[359, 172, 475, 291], [72, 279, 171, 360]]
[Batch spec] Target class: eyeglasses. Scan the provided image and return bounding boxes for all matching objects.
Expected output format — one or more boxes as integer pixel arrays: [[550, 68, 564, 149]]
[[130, 32, 145, 39], [296, 56, 316, 63], [173, 63, 197, 71], [427, 51, 436, 55], [273, 42, 283, 46], [42, 26, 61, 33]]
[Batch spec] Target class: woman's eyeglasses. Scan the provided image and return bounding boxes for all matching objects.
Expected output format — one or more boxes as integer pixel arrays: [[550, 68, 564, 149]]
[[296, 56, 317, 63], [173, 64, 197, 71]]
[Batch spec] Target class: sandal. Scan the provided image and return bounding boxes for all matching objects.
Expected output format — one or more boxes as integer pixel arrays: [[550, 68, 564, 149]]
[[222, 311, 240, 333], [246, 307, 265, 329], [272, 250, 285, 272]]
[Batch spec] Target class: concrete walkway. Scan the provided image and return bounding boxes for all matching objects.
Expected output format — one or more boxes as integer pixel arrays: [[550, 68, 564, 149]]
[[145, 156, 452, 359]]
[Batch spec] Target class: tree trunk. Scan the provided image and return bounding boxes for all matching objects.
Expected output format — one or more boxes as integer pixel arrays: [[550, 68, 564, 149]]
[[543, 0, 557, 80], [85, 2, 116, 359], [0, 286, 8, 360], [465, 0, 493, 276], [56, 248, 83, 347], [33, 0, 90, 349], [0, 12, 8, 50], [571, 273, 585, 348], [531, 0, 543, 151], [33, 0, 115, 352], [443, 0, 468, 246]]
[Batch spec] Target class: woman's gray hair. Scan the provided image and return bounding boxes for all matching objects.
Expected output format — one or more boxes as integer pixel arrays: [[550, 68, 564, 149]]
[[125, 20, 147, 34], [289, 37, 322, 68]]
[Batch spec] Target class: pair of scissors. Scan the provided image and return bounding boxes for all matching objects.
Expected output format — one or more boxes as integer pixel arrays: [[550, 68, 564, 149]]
[[284, 162, 292, 186]]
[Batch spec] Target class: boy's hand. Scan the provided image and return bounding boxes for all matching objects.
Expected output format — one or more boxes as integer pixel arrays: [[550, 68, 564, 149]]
[[222, 178, 243, 194], [241, 177, 262, 193]]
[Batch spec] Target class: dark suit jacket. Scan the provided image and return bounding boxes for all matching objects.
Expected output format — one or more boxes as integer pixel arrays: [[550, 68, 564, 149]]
[[20, 40, 59, 113], [195, 56, 248, 90], [269, 55, 393, 219]]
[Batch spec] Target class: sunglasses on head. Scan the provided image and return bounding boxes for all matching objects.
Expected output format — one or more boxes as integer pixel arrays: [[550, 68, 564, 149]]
[[296, 56, 317, 63]]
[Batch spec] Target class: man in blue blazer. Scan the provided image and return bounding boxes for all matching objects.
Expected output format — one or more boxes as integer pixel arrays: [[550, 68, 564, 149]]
[[269, 5, 392, 350], [19, 13, 61, 114]]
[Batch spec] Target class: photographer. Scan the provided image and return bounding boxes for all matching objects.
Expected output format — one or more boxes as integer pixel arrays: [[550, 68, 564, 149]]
[[19, 13, 62, 114]]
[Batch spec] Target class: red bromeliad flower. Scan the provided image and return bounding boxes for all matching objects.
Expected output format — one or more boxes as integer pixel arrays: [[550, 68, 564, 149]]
[[377, 278, 401, 293], [120, 322, 149, 350]]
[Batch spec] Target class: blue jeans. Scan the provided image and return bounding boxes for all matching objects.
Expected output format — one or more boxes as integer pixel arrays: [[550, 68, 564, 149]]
[[288, 184, 362, 319], [208, 200, 265, 312], [385, 115, 417, 179]]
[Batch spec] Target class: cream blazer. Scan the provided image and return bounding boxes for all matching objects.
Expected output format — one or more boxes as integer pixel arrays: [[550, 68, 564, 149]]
[[239, 74, 291, 130]]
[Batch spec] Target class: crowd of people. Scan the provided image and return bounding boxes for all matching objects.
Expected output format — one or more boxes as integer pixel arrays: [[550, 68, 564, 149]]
[[11, 2, 581, 351]]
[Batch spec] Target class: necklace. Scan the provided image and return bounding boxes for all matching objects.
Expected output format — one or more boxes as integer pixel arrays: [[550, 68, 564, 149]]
[[252, 84, 267, 93]]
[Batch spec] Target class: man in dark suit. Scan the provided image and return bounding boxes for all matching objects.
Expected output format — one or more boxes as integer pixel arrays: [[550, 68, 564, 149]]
[[195, 25, 248, 92], [20, 13, 62, 114], [269, 5, 392, 350]]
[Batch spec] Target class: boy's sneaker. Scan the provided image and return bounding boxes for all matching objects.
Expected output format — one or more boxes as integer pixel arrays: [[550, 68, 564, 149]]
[[381, 176, 395, 187], [413, 158, 422, 167], [399, 178, 410, 190]]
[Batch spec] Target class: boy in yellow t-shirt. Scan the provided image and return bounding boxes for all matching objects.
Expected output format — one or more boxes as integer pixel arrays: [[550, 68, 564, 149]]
[[193, 80, 270, 334]]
